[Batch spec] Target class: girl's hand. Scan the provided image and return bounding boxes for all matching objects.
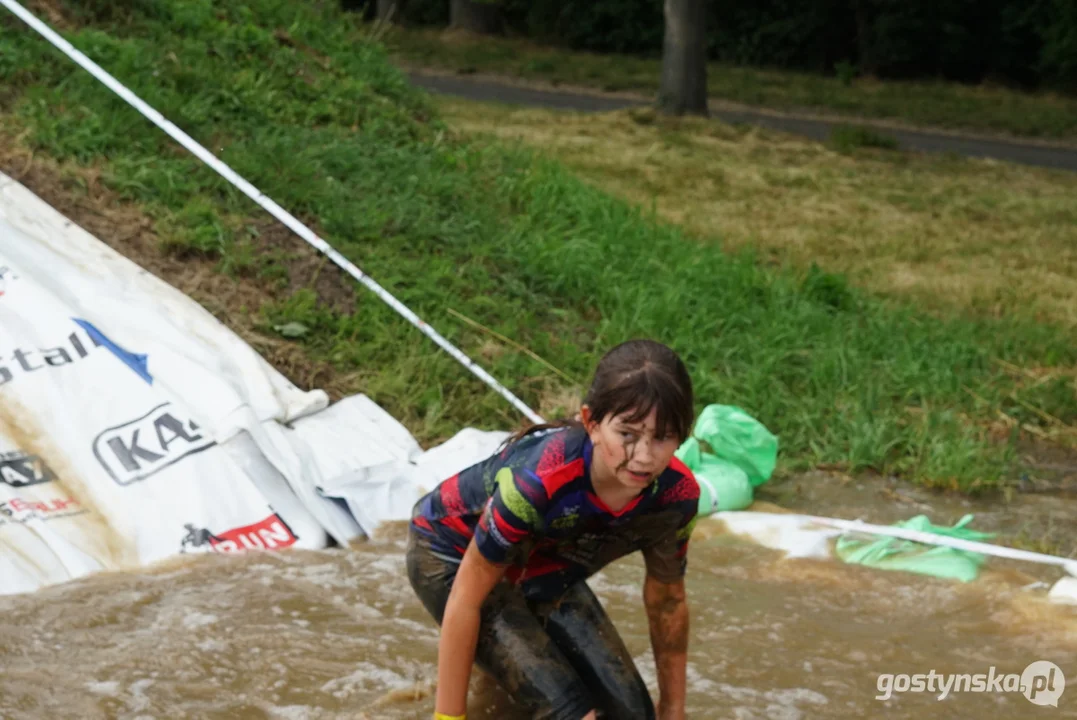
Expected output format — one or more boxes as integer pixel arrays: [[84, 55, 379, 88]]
[[658, 702, 687, 720]]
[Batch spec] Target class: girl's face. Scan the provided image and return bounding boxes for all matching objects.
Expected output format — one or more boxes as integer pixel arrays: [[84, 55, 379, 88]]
[[582, 405, 682, 491]]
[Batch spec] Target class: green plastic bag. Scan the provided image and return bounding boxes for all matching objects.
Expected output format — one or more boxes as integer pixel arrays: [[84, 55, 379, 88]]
[[675, 405, 779, 515], [835, 514, 994, 583]]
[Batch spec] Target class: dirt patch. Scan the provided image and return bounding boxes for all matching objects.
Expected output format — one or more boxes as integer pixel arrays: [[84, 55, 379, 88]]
[[0, 394, 132, 566], [23, 0, 74, 31], [0, 138, 357, 400], [1017, 439, 1077, 495], [250, 218, 356, 315]]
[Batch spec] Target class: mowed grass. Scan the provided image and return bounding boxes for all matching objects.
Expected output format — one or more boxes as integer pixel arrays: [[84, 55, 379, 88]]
[[1, 0, 1076, 492], [386, 26, 1077, 142], [436, 99, 1077, 332]]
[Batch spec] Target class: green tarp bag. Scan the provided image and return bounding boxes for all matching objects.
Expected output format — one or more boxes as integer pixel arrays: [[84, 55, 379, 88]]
[[835, 514, 994, 583], [675, 405, 779, 515]]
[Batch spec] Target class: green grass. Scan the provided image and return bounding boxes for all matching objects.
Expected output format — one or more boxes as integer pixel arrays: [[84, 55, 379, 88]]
[[1, 0, 1075, 491], [385, 26, 1077, 142], [438, 98, 1077, 334], [829, 124, 900, 153]]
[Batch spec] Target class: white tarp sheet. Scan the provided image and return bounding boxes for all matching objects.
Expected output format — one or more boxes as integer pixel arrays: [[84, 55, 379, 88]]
[[0, 172, 507, 596]]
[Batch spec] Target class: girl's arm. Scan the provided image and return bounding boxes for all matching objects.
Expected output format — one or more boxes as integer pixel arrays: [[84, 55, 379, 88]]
[[643, 574, 689, 720], [435, 538, 507, 717]]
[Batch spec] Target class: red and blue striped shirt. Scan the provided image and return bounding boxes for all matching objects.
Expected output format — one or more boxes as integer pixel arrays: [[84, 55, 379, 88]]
[[410, 426, 700, 601]]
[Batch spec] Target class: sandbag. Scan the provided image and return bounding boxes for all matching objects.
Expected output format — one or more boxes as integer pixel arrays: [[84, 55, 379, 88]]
[[835, 514, 993, 583], [676, 404, 779, 514]]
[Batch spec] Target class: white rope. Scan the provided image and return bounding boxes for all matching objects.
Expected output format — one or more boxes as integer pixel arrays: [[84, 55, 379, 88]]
[[1, 0, 545, 424], [715, 511, 1077, 576], [803, 515, 1077, 576]]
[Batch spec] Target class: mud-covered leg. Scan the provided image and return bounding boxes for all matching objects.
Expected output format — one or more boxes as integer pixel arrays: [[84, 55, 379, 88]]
[[405, 531, 596, 720], [472, 582, 598, 720], [535, 581, 656, 720]]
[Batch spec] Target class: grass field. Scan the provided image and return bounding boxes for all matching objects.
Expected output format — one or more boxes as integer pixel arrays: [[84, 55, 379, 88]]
[[1, 0, 1075, 493], [385, 26, 1077, 142], [436, 99, 1077, 332]]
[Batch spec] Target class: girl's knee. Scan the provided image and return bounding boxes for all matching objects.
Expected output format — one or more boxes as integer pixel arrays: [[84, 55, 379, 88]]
[[581, 712, 597, 720]]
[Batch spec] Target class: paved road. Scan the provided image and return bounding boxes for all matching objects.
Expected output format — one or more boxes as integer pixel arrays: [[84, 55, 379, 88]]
[[408, 72, 1077, 173]]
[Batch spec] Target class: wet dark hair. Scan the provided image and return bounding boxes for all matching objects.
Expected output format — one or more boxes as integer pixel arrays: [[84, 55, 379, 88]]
[[505, 339, 694, 447]]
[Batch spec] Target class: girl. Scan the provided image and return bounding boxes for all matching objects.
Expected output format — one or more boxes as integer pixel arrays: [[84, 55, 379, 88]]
[[407, 339, 700, 720]]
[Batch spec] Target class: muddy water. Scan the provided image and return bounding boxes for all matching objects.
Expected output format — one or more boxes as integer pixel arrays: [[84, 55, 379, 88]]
[[1, 508, 1075, 720]]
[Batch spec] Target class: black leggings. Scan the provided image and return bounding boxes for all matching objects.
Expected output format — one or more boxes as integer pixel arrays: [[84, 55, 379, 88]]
[[405, 528, 656, 720]]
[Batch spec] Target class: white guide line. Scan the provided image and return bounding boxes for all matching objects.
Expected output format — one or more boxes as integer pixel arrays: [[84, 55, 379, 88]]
[[796, 514, 1077, 574]]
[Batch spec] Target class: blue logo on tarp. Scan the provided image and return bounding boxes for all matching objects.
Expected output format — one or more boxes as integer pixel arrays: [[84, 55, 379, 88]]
[[72, 318, 153, 385]]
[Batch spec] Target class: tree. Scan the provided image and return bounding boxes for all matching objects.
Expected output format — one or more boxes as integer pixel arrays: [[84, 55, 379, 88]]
[[450, 0, 504, 35], [658, 0, 708, 115], [853, 0, 878, 77]]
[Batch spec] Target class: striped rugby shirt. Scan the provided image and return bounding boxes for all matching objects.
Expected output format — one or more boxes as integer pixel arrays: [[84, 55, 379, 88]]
[[410, 425, 700, 601]]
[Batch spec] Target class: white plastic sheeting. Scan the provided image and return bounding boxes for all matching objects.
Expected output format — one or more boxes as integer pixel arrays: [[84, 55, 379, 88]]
[[0, 172, 507, 596]]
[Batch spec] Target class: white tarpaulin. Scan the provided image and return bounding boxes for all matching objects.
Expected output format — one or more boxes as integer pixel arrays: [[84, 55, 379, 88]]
[[0, 172, 507, 596]]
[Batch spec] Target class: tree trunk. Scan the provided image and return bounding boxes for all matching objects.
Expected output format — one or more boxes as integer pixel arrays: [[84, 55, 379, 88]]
[[658, 0, 708, 116], [854, 0, 877, 77], [376, 0, 405, 23], [450, 0, 503, 35]]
